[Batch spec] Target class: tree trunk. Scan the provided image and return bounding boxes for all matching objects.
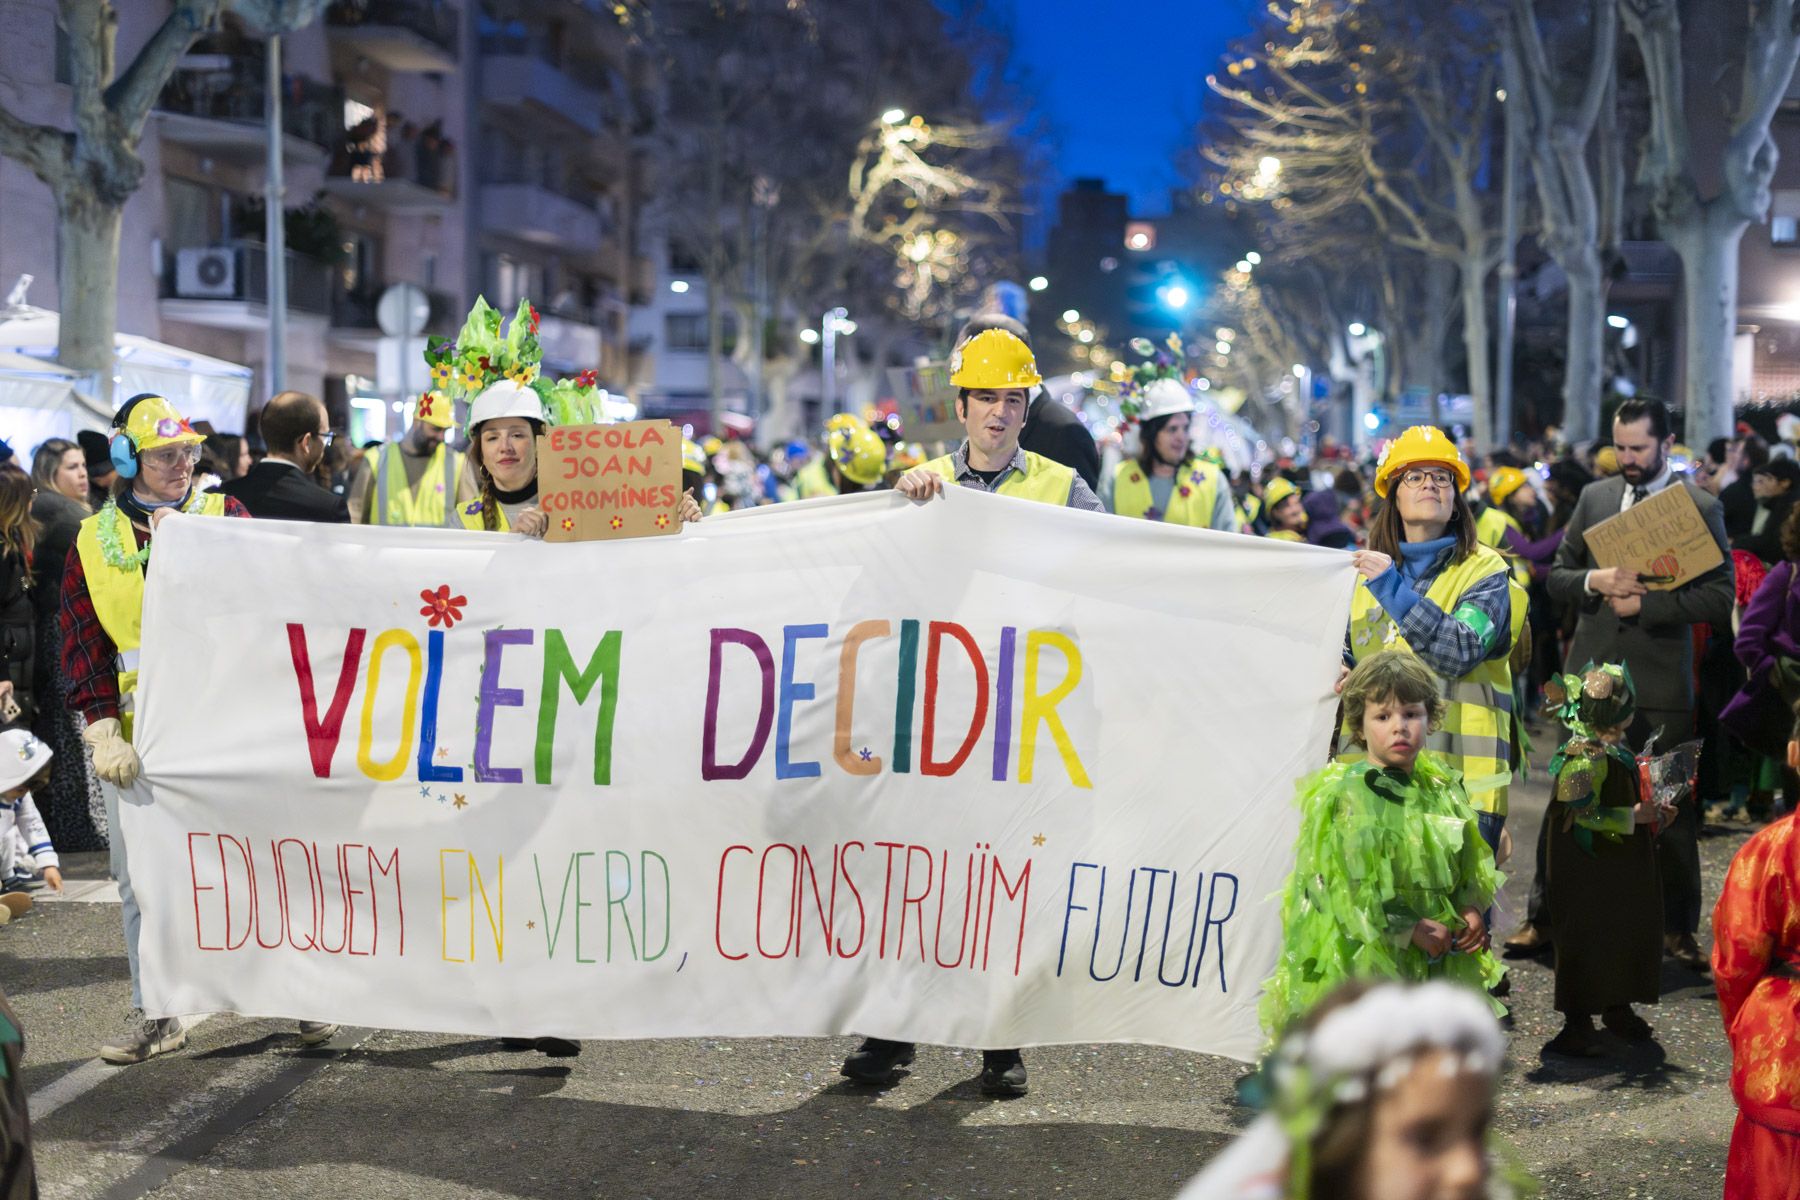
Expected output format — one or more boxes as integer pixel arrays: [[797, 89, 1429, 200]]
[[57, 184, 123, 389], [1460, 249, 1493, 452], [1670, 208, 1749, 445], [1561, 251, 1607, 445]]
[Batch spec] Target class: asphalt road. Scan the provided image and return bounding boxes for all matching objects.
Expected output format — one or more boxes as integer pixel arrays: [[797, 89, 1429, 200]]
[[5, 749, 1750, 1200]]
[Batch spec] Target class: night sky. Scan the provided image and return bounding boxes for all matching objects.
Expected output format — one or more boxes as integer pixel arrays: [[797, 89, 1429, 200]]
[[1007, 0, 1253, 226]]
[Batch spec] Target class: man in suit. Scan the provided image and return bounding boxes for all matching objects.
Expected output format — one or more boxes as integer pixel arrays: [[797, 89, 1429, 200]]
[[217, 391, 350, 523], [1512, 397, 1732, 971], [955, 313, 1100, 492]]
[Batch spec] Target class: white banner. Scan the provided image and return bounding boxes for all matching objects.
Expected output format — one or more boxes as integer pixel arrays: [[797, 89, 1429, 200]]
[[128, 490, 1353, 1061]]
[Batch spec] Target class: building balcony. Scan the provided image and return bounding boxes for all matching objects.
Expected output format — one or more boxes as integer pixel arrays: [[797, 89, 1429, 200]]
[[158, 242, 332, 332], [321, 125, 457, 210], [326, 0, 459, 73], [480, 48, 605, 136], [155, 58, 340, 166], [480, 179, 602, 250]]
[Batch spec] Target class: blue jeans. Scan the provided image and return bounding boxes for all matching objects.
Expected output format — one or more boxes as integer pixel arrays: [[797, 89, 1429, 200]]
[[103, 782, 142, 1009]]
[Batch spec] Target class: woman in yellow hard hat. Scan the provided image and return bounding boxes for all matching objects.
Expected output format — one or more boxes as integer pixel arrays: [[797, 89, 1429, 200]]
[[1345, 426, 1517, 859], [794, 416, 886, 498], [1104, 379, 1235, 530], [1260, 477, 1308, 542]]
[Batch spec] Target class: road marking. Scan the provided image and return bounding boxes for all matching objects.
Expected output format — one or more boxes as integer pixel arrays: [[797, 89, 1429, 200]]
[[28, 1015, 213, 1121]]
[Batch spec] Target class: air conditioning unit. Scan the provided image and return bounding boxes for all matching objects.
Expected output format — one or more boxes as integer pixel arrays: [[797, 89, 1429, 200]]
[[175, 247, 237, 299]]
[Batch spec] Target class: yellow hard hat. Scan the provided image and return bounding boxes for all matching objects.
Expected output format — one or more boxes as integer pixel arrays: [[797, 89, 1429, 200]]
[[1263, 477, 1300, 512], [414, 389, 456, 429], [949, 328, 1042, 389], [1488, 466, 1529, 506], [1595, 446, 1620, 476], [824, 413, 867, 437], [1373, 425, 1470, 498], [889, 440, 925, 471], [116, 393, 203, 455], [702, 435, 724, 457], [682, 437, 707, 476], [829, 423, 887, 486]]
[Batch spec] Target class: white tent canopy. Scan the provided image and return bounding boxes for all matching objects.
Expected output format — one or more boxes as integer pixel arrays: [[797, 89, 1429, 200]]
[[0, 306, 254, 434], [0, 350, 112, 455]]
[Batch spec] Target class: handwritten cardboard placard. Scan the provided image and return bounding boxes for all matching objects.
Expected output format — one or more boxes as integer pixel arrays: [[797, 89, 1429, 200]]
[[538, 420, 681, 542], [1584, 483, 1723, 592]]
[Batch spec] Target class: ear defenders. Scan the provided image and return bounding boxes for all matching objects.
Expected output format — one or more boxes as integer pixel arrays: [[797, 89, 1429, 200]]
[[108, 394, 155, 480]]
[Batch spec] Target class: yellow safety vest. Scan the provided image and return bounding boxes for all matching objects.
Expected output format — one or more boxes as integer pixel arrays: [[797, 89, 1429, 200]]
[[1348, 543, 1515, 814], [1109, 459, 1222, 527], [73, 493, 229, 741], [922, 450, 1075, 506], [1475, 506, 1533, 587], [373, 442, 463, 527], [457, 498, 512, 533], [794, 459, 836, 499]]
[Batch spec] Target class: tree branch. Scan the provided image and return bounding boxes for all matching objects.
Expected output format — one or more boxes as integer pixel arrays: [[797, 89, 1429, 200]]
[[0, 102, 70, 187], [104, 1, 223, 135]]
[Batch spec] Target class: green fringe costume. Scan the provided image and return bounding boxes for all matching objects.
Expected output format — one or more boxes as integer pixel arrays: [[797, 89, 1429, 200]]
[[1261, 751, 1507, 1037]]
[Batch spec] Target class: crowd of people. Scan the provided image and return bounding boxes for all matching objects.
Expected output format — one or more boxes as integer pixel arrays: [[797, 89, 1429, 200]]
[[2, 295, 1799, 1198]]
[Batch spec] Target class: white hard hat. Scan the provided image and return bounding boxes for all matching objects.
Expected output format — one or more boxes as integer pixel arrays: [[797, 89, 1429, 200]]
[[0, 729, 51, 792], [467, 380, 545, 431], [1134, 377, 1195, 423]]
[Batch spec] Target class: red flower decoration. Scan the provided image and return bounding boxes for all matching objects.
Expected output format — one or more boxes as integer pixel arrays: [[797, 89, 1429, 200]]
[[1129, 472, 1142, 484], [654, 513, 670, 529], [1179, 485, 1192, 498], [478, 355, 491, 370], [608, 515, 624, 530], [575, 369, 599, 389], [560, 517, 575, 531], [419, 585, 467, 629], [417, 393, 438, 419], [527, 304, 541, 335]]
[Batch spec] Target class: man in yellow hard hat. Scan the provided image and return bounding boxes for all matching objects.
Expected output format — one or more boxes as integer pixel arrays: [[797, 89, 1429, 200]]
[[844, 326, 1101, 1100], [354, 390, 477, 526], [793, 415, 887, 498], [62, 395, 338, 1062], [954, 313, 1099, 491]]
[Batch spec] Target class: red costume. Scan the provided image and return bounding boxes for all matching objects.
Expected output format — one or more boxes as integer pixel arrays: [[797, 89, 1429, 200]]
[[1713, 810, 1800, 1200]]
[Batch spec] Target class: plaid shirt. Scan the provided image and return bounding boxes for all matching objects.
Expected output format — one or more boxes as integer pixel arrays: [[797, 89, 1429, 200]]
[[1344, 543, 1513, 675], [942, 444, 1106, 512], [60, 498, 250, 724]]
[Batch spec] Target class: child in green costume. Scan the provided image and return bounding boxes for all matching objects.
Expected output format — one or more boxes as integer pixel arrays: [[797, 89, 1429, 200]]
[[1262, 650, 1506, 1038]]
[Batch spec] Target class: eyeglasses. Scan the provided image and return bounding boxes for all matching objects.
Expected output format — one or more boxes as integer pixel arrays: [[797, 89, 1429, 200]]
[[1399, 468, 1456, 491], [311, 430, 337, 448], [140, 445, 201, 472]]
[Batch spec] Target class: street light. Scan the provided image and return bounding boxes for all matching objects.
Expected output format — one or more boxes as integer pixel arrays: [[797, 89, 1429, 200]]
[[822, 306, 850, 414], [1163, 284, 1191, 310], [1348, 321, 1367, 337], [800, 328, 820, 345], [1245, 251, 1262, 265], [1607, 313, 1630, 329], [1061, 308, 1080, 324], [1028, 275, 1049, 292], [670, 280, 690, 294], [882, 108, 907, 125]]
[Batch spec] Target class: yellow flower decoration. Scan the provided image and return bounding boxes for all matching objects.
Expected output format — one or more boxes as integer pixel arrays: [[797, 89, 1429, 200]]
[[430, 362, 453, 388], [1165, 333, 1184, 355]]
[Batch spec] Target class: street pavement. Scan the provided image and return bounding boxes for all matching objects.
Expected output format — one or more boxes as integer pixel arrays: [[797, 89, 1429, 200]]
[[6, 741, 1749, 1200]]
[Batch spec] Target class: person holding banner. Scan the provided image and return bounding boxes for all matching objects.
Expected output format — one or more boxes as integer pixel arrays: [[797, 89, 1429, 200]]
[[1103, 379, 1236, 531], [59, 394, 339, 1063], [460, 380, 705, 535], [845, 325, 1102, 1099], [1345, 427, 1515, 865]]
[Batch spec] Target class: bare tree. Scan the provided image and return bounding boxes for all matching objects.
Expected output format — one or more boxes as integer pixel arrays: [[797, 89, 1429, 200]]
[[1623, 0, 1800, 442], [0, 1, 327, 380], [1506, 0, 1618, 444]]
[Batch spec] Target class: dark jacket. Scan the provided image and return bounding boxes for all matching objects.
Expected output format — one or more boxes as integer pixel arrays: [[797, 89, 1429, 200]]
[[1020, 393, 1100, 492], [1720, 476, 1758, 540], [1732, 492, 1797, 565], [1548, 477, 1733, 714], [216, 460, 350, 524], [26, 492, 83, 620]]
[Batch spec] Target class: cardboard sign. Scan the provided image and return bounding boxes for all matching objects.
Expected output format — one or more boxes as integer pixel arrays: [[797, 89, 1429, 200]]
[[1583, 484, 1724, 591], [537, 420, 681, 542], [887, 362, 962, 443]]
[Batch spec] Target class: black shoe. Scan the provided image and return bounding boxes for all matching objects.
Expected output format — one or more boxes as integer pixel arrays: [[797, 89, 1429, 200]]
[[1489, 973, 1512, 999], [840, 1037, 915, 1084], [499, 1037, 537, 1051], [979, 1049, 1028, 1097], [534, 1037, 581, 1058]]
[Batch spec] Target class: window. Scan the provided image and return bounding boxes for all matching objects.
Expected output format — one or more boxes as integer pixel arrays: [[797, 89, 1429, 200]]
[[486, 254, 544, 310], [165, 178, 223, 249], [1775, 216, 1798, 247], [665, 313, 707, 353]]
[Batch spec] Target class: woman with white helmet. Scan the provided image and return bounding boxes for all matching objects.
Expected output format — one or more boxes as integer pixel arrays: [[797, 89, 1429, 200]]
[[1103, 378, 1236, 531], [458, 380, 555, 536]]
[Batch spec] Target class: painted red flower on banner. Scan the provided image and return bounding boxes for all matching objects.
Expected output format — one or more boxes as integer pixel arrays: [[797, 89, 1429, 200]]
[[654, 513, 670, 529], [608, 515, 624, 531], [561, 518, 575, 532], [419, 585, 467, 628]]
